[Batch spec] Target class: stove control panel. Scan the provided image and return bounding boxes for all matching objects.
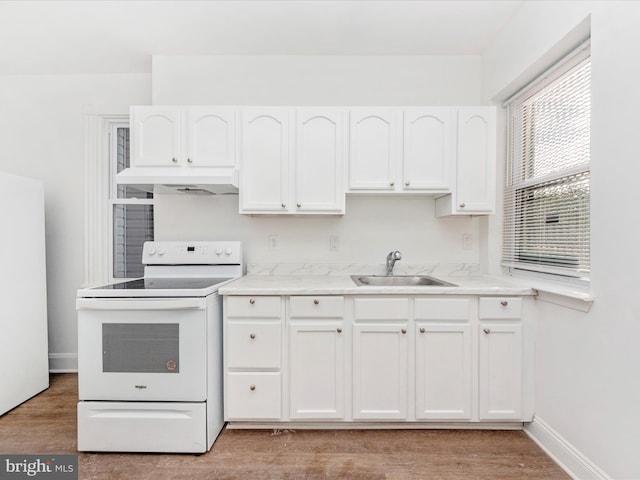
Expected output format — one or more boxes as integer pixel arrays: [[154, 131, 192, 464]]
[[142, 241, 242, 265]]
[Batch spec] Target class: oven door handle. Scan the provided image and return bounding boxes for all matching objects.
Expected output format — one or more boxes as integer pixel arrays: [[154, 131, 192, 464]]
[[76, 298, 208, 311]]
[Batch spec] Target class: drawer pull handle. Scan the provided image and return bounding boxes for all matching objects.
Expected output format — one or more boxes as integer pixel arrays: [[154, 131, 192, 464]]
[[336, 328, 342, 333], [249, 299, 255, 305], [483, 328, 491, 334], [171, 157, 178, 163], [419, 327, 426, 334], [501, 300, 508, 306], [249, 385, 256, 391], [313, 299, 319, 305], [459, 202, 466, 208], [249, 333, 256, 339], [401, 328, 407, 334]]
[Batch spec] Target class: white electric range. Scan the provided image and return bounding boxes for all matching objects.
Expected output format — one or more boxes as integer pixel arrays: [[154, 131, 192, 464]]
[[76, 241, 243, 453]]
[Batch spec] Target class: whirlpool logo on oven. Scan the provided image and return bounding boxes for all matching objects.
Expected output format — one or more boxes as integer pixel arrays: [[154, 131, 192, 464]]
[[0, 455, 77, 479]]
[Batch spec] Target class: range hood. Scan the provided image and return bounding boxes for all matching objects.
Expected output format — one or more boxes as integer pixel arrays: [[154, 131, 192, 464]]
[[115, 168, 239, 195]]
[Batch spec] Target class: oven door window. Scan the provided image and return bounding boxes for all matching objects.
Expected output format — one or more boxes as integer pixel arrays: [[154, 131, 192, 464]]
[[102, 323, 179, 373]]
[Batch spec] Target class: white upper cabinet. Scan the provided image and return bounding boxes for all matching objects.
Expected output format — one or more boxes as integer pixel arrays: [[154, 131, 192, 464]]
[[240, 107, 345, 215], [348, 108, 399, 191], [436, 107, 497, 216], [240, 107, 290, 213], [402, 107, 453, 191], [130, 106, 237, 169], [131, 106, 182, 167]]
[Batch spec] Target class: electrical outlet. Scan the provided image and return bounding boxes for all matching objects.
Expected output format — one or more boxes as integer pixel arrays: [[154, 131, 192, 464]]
[[462, 234, 472, 250], [329, 235, 339, 252], [268, 234, 278, 250]]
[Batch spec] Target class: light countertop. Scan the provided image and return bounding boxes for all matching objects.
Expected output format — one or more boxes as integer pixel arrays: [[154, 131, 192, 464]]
[[218, 274, 536, 296]]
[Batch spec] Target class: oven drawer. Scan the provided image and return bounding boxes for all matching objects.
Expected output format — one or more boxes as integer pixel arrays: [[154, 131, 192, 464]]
[[225, 372, 281, 420], [226, 296, 281, 318], [226, 321, 281, 369], [77, 401, 207, 453]]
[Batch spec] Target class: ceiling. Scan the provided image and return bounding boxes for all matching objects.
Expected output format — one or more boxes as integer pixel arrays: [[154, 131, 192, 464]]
[[0, 0, 523, 75]]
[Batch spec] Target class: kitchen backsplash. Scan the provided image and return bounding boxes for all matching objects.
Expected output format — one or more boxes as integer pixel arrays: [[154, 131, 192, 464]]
[[247, 262, 480, 277]]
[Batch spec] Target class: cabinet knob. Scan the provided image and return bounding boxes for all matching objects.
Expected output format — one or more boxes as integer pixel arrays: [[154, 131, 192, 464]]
[[313, 299, 319, 305], [401, 328, 407, 334], [171, 157, 178, 163], [389, 181, 395, 187], [281, 203, 286, 208], [187, 158, 193, 164], [249, 385, 256, 391], [249, 298, 255, 305], [249, 333, 256, 339], [459, 202, 466, 208], [419, 327, 426, 334], [483, 328, 491, 334], [500, 300, 509, 306], [296, 202, 301, 208], [336, 328, 342, 333], [405, 180, 410, 186]]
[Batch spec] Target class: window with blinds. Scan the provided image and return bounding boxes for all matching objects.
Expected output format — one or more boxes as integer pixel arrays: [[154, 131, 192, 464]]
[[503, 45, 590, 280]]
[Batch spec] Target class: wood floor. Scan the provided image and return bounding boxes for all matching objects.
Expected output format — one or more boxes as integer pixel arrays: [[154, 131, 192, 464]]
[[0, 374, 569, 479]]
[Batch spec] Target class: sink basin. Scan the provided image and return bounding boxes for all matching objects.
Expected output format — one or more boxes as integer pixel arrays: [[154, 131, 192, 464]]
[[351, 275, 456, 287]]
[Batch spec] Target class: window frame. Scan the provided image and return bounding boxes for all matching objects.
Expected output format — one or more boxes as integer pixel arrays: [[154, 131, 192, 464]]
[[503, 42, 591, 284]]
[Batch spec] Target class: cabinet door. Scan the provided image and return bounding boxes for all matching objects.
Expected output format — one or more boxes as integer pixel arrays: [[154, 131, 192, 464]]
[[348, 108, 399, 191], [455, 107, 496, 213], [403, 108, 452, 191], [240, 108, 290, 213], [130, 106, 181, 167], [294, 109, 345, 213], [415, 323, 471, 420], [478, 323, 523, 420], [186, 107, 236, 167], [353, 323, 408, 419], [289, 323, 344, 419]]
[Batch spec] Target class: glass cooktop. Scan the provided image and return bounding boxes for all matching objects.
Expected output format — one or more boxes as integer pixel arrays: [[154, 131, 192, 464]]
[[94, 277, 233, 291]]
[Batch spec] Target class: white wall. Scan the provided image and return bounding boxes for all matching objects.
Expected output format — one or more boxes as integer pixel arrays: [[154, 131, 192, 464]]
[[0, 74, 150, 371], [152, 55, 484, 266], [482, 2, 640, 478]]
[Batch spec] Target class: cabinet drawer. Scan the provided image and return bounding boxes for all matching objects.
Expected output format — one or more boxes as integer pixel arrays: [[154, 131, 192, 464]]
[[226, 296, 281, 318], [354, 297, 409, 320], [289, 296, 344, 318], [226, 372, 281, 420], [414, 298, 470, 320], [226, 322, 281, 368], [479, 297, 522, 319]]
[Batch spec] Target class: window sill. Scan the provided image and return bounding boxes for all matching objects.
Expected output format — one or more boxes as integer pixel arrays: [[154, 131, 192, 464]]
[[504, 274, 593, 313]]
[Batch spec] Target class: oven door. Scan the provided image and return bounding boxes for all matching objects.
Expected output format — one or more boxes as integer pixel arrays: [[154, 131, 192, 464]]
[[77, 297, 208, 401]]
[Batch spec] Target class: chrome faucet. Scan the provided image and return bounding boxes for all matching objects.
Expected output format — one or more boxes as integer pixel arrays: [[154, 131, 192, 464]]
[[385, 250, 402, 275]]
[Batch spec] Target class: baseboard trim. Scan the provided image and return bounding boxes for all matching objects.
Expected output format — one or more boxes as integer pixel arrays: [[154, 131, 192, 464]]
[[525, 417, 611, 480], [49, 353, 78, 373], [227, 421, 524, 430]]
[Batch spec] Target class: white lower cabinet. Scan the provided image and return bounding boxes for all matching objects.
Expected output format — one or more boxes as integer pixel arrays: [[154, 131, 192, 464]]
[[352, 323, 408, 420], [223, 294, 529, 425]]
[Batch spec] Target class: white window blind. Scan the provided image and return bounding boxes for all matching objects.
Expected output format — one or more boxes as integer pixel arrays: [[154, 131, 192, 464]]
[[503, 45, 590, 279]]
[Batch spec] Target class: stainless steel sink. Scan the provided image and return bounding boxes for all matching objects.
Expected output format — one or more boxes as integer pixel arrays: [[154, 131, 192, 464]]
[[351, 275, 456, 287]]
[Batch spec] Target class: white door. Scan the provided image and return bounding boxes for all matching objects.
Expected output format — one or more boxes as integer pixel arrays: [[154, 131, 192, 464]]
[[240, 108, 290, 213], [454, 107, 496, 213], [478, 323, 523, 420], [294, 108, 345, 213], [415, 323, 471, 420], [186, 107, 236, 167], [348, 108, 399, 190], [353, 323, 408, 419], [130, 106, 182, 167], [289, 323, 345, 419], [403, 107, 452, 191]]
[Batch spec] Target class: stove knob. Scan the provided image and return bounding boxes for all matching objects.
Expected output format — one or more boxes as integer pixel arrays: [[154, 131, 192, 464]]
[[225, 249, 233, 255], [158, 248, 166, 256], [148, 248, 156, 255], [215, 249, 223, 256]]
